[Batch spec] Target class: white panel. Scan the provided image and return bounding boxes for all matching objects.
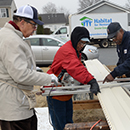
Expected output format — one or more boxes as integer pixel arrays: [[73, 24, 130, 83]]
[[85, 59, 109, 80], [84, 59, 130, 130]]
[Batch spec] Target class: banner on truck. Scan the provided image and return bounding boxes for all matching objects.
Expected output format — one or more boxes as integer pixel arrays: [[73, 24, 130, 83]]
[[70, 13, 128, 39]]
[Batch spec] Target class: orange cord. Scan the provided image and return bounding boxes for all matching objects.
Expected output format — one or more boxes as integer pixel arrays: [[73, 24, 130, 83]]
[[90, 119, 102, 130]]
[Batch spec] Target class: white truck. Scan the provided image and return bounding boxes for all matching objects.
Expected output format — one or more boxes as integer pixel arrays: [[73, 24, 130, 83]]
[[52, 12, 129, 48]]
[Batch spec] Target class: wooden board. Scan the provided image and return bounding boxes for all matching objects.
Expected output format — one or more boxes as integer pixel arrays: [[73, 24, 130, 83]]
[[64, 120, 109, 130], [73, 100, 101, 110]]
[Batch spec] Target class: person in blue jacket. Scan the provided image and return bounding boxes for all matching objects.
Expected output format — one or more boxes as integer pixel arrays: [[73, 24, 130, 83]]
[[103, 22, 130, 83]]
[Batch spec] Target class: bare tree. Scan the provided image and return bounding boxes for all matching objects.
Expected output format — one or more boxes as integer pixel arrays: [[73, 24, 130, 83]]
[[78, 0, 101, 12], [42, 2, 70, 16], [57, 6, 70, 17], [125, 0, 130, 10], [42, 2, 70, 23], [42, 2, 57, 13]]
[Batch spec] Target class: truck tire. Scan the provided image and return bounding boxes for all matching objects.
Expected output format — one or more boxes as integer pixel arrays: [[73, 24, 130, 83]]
[[99, 39, 109, 48]]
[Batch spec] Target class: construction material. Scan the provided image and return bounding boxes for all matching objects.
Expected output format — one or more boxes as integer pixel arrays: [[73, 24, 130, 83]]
[[39, 81, 129, 96], [35, 107, 53, 130], [84, 59, 130, 130], [41, 85, 90, 96], [98, 77, 130, 82], [39, 62, 130, 97], [73, 99, 101, 110], [64, 120, 109, 130]]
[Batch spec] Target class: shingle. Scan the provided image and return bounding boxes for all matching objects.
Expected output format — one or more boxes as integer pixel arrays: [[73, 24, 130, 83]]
[[39, 13, 66, 24], [0, 0, 12, 7]]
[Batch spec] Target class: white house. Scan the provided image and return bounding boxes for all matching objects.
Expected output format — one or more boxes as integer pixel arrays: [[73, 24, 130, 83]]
[[0, 0, 17, 28]]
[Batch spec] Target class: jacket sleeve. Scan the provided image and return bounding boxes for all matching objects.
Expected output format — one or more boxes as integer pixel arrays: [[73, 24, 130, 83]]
[[116, 46, 121, 66], [0, 37, 51, 86], [111, 46, 130, 78], [62, 52, 94, 84]]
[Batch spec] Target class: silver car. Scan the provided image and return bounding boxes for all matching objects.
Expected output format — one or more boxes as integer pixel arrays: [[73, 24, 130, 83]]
[[24, 35, 99, 65]]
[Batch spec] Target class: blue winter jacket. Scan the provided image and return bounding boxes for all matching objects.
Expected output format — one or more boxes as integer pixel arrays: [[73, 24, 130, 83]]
[[111, 31, 130, 78]]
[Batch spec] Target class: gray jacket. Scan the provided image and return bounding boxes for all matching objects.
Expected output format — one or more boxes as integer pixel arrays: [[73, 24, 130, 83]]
[[0, 23, 51, 121]]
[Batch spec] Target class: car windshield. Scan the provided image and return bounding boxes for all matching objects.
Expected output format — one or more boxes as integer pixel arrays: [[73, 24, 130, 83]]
[[53, 36, 68, 44]]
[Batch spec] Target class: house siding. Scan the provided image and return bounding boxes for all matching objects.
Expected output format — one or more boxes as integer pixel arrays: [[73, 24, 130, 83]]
[[0, 0, 16, 28], [87, 5, 124, 14]]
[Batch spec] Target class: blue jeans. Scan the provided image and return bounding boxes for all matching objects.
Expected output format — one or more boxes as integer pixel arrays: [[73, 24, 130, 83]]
[[47, 97, 73, 130]]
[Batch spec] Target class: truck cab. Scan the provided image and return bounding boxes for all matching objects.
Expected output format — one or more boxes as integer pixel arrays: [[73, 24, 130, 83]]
[[51, 26, 70, 41]]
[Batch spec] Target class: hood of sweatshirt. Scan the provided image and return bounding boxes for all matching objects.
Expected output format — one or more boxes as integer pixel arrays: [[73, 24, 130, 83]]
[[70, 26, 90, 57]]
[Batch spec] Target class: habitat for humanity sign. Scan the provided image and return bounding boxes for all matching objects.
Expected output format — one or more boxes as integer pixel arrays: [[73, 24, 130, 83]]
[[79, 16, 112, 37], [80, 16, 112, 29], [70, 13, 127, 38]]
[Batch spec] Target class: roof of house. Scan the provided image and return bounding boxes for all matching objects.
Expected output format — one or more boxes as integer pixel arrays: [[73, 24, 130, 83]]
[[0, 0, 13, 7], [39, 13, 66, 24], [77, 0, 130, 14]]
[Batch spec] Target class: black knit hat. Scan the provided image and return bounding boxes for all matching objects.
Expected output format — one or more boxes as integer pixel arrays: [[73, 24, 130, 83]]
[[71, 26, 90, 57], [71, 26, 90, 50]]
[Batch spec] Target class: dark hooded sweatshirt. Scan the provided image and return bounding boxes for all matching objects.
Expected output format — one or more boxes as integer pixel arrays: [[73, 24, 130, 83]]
[[71, 26, 90, 57], [111, 31, 130, 78], [47, 26, 93, 101]]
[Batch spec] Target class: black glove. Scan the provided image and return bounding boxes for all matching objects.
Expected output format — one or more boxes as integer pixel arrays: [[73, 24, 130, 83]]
[[88, 78, 101, 95]]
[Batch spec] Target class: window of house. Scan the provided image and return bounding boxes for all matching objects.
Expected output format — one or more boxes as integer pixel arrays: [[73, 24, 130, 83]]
[[0, 8, 8, 18]]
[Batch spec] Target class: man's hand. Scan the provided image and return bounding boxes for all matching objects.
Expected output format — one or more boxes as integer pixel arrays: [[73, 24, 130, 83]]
[[50, 74, 58, 86], [103, 74, 114, 83], [88, 78, 101, 95]]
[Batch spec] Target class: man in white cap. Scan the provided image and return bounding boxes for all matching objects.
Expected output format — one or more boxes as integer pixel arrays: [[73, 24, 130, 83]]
[[0, 5, 58, 130]]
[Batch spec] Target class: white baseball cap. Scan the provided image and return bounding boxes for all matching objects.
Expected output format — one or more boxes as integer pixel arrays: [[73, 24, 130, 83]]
[[14, 5, 44, 25]]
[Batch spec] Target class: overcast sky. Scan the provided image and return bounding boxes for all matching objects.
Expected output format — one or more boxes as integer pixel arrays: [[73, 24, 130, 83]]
[[14, 0, 128, 14]]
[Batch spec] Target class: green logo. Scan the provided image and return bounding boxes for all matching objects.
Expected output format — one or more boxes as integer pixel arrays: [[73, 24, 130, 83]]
[[80, 17, 93, 26]]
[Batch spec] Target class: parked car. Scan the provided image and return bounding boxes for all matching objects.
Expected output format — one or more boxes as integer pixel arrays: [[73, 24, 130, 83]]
[[24, 35, 99, 65]]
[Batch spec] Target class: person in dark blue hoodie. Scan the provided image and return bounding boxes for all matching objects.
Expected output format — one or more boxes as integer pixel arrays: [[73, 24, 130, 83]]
[[103, 22, 130, 83]]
